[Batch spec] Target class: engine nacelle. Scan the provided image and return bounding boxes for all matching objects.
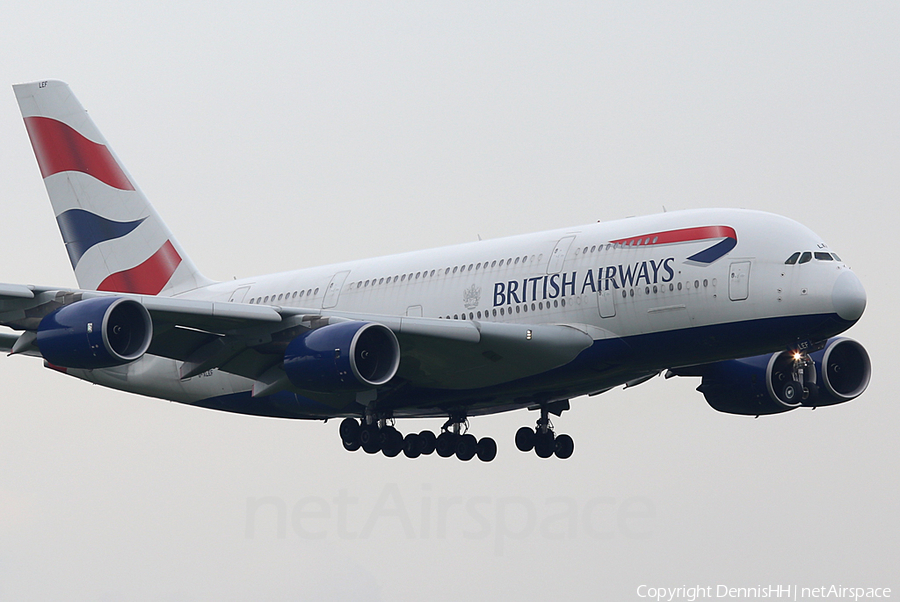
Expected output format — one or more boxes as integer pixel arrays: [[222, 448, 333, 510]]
[[810, 337, 871, 405], [692, 337, 871, 416], [283, 321, 400, 392], [37, 297, 153, 369]]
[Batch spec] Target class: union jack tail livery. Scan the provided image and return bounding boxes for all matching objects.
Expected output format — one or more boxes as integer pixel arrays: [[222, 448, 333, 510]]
[[13, 80, 210, 296]]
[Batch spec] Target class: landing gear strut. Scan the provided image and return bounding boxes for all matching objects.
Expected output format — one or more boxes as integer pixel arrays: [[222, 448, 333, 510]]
[[783, 350, 819, 405], [515, 402, 574, 459]]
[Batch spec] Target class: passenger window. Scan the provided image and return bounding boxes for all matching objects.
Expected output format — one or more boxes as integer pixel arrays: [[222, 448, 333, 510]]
[[799, 252, 812, 264], [785, 252, 801, 265]]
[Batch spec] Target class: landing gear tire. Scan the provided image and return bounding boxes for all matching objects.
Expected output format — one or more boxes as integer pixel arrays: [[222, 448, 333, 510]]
[[359, 424, 381, 454], [339, 417, 360, 444], [802, 382, 819, 405], [456, 433, 477, 461], [436, 432, 458, 458], [554, 434, 574, 459], [534, 432, 555, 458], [381, 426, 403, 457], [476, 437, 497, 462], [515, 426, 536, 452], [402, 433, 423, 458], [418, 430, 436, 455], [342, 438, 361, 452]]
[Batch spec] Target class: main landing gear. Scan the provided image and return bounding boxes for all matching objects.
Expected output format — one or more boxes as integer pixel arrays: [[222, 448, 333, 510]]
[[338, 414, 497, 462], [514, 403, 574, 459]]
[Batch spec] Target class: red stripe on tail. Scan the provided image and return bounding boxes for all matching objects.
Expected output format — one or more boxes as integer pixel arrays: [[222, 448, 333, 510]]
[[23, 116, 135, 191], [98, 241, 182, 295]]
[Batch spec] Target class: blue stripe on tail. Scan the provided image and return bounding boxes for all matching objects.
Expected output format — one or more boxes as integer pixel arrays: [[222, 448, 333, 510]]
[[56, 208, 146, 267]]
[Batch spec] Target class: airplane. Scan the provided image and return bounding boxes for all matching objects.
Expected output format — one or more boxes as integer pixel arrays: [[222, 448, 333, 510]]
[[1, 80, 870, 462]]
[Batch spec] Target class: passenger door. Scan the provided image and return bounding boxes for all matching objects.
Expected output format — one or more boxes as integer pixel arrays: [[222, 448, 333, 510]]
[[323, 271, 351, 308], [728, 261, 751, 301]]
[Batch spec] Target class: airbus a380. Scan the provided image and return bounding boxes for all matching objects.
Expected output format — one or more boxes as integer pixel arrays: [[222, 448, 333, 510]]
[[1, 80, 870, 462]]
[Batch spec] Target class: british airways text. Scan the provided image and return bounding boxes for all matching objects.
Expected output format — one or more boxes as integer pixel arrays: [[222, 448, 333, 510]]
[[492, 257, 676, 306]]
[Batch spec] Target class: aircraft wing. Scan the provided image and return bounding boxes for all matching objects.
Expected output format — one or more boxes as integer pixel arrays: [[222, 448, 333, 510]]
[[0, 284, 598, 393]]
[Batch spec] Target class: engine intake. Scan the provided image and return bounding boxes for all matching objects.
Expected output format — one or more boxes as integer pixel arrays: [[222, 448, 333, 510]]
[[812, 337, 871, 404], [37, 297, 153, 369], [687, 337, 871, 415], [283, 321, 400, 392]]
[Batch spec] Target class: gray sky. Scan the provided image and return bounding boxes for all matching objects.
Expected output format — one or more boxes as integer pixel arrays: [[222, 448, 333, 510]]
[[0, 2, 897, 600]]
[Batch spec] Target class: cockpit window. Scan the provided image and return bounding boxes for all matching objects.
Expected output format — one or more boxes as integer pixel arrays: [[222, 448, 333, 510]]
[[815, 252, 833, 261], [831, 253, 842, 261], [785, 252, 801, 265], [799, 252, 812, 264]]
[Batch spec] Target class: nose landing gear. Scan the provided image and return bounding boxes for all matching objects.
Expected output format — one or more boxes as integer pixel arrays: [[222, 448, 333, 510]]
[[780, 350, 819, 406]]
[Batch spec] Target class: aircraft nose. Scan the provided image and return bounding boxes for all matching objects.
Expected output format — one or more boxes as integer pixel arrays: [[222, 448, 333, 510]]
[[832, 270, 866, 322]]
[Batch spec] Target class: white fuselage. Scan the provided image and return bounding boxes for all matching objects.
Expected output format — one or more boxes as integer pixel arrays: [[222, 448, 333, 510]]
[[75, 208, 860, 418]]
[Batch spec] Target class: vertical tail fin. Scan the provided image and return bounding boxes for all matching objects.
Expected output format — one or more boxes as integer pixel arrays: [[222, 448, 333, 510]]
[[13, 80, 212, 296]]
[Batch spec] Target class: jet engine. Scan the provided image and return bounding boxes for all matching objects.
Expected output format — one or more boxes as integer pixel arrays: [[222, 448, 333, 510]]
[[37, 297, 153, 369], [682, 337, 871, 416], [283, 321, 400, 392]]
